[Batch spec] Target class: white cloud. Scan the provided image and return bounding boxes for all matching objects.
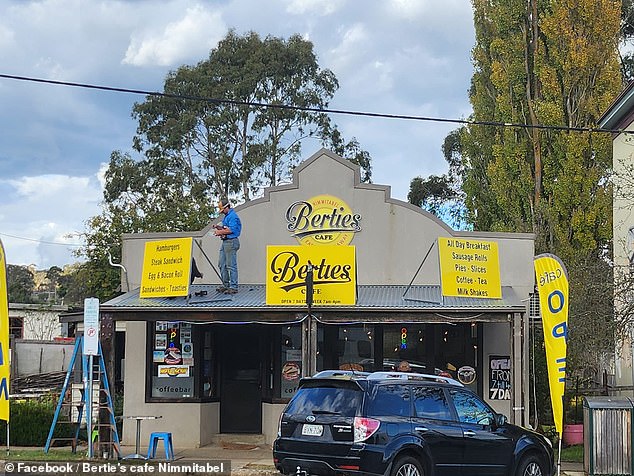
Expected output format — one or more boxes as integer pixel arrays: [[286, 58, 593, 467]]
[[388, 0, 428, 18], [0, 0, 476, 269], [327, 23, 370, 74], [123, 5, 226, 66], [0, 174, 102, 267], [0, 23, 14, 49], [285, 0, 344, 16]]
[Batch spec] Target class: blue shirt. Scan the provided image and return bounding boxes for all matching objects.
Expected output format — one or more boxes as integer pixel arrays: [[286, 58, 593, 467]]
[[222, 208, 242, 239]]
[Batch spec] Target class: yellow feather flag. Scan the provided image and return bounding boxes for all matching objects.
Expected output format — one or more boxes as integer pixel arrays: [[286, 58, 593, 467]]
[[534, 254, 568, 437], [0, 240, 10, 421]]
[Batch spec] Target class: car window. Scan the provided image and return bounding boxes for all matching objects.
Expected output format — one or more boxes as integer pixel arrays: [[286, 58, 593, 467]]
[[412, 386, 452, 421], [367, 384, 410, 417], [450, 389, 495, 425], [285, 386, 362, 417]]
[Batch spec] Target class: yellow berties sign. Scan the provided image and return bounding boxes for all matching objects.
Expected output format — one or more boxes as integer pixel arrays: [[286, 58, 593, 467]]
[[438, 237, 501, 298], [140, 237, 193, 298], [534, 254, 569, 437], [286, 195, 361, 245], [266, 246, 356, 305], [0, 240, 10, 421]]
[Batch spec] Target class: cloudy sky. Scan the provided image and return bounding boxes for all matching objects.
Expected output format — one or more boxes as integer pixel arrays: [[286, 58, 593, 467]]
[[0, 0, 475, 269]]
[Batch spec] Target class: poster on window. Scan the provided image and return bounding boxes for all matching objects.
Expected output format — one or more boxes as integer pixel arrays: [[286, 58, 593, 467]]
[[155, 334, 167, 350], [489, 355, 511, 400], [281, 349, 302, 398]]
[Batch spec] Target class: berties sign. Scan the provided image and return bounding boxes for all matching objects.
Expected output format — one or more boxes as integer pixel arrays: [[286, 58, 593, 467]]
[[286, 195, 361, 245], [266, 245, 356, 305]]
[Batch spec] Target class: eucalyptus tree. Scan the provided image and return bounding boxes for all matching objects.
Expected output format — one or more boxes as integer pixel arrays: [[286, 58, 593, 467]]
[[131, 30, 369, 202], [80, 31, 371, 299]]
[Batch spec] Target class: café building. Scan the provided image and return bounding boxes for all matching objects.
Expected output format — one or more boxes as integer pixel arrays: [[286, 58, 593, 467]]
[[102, 149, 535, 447]]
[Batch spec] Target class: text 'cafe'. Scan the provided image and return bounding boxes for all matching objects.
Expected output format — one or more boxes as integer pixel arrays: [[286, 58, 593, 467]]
[[100, 149, 535, 447]]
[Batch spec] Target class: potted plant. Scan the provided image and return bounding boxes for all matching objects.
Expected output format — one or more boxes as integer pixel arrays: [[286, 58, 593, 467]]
[[562, 378, 583, 446]]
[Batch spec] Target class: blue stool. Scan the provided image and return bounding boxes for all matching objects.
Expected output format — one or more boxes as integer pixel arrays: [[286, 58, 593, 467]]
[[147, 432, 174, 460]]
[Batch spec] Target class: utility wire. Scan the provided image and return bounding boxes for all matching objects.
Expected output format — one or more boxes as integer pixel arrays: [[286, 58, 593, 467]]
[[0, 73, 630, 135], [0, 232, 83, 247]]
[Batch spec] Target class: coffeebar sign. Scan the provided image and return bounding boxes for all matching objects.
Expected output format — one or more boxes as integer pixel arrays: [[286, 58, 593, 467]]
[[438, 237, 501, 299], [140, 237, 193, 298], [266, 245, 356, 305], [286, 195, 361, 245]]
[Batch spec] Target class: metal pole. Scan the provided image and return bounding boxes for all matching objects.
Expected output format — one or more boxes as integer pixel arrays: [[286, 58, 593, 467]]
[[87, 354, 93, 458], [557, 435, 561, 476], [630, 326, 634, 398], [193, 238, 222, 281]]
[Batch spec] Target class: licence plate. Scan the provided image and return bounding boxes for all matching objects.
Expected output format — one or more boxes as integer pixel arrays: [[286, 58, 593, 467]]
[[302, 424, 323, 436]]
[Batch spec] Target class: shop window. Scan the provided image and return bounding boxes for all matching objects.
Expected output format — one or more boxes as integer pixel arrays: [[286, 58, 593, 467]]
[[280, 325, 302, 399], [317, 325, 375, 372], [383, 324, 433, 373], [201, 328, 216, 398], [10, 317, 23, 339], [149, 321, 197, 400]]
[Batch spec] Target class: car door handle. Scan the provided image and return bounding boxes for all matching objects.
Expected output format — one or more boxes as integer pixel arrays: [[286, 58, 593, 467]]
[[463, 430, 476, 437], [414, 427, 429, 433]]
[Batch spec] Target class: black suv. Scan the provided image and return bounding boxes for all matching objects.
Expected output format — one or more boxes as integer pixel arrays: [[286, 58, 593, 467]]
[[273, 371, 553, 476]]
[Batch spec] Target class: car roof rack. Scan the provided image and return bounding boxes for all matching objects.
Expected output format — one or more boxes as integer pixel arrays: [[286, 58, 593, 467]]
[[311, 370, 370, 379], [366, 371, 463, 387]]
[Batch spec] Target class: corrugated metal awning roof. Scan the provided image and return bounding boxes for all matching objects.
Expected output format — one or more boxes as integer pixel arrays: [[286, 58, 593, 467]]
[[101, 284, 525, 314]]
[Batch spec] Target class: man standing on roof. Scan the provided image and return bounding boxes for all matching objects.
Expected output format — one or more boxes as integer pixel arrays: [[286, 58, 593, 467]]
[[213, 197, 242, 294]]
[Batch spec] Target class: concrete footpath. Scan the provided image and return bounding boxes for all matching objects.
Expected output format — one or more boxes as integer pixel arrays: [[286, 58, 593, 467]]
[[149, 442, 277, 475], [2, 443, 585, 475]]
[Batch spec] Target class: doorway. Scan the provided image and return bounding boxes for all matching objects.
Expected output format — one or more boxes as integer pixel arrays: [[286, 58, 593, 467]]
[[219, 325, 262, 433]]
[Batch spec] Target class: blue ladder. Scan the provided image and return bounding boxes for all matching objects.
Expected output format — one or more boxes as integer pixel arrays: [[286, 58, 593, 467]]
[[44, 337, 121, 458]]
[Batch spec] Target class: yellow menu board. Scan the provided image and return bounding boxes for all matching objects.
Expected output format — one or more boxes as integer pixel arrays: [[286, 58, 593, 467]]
[[438, 237, 501, 299], [140, 237, 193, 298]]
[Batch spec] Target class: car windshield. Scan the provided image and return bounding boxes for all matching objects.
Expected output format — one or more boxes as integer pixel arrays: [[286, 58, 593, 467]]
[[285, 385, 362, 417]]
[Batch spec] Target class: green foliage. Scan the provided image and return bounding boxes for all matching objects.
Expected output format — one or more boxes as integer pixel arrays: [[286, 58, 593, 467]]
[[620, 0, 634, 82], [439, 0, 622, 427], [530, 324, 552, 427], [80, 31, 372, 299], [458, 0, 620, 255], [7, 265, 35, 303], [131, 30, 369, 201], [557, 444, 584, 462], [0, 397, 76, 446], [5, 448, 87, 461]]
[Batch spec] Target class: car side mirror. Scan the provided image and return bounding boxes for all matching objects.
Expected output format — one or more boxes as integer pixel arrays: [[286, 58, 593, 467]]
[[494, 413, 507, 427]]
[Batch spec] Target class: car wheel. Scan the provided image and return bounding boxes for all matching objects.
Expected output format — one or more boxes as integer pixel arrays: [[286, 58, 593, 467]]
[[391, 456, 424, 476], [516, 455, 545, 476]]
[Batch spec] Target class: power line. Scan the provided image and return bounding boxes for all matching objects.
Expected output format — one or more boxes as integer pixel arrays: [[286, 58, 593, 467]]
[[0, 73, 629, 135], [0, 232, 83, 247]]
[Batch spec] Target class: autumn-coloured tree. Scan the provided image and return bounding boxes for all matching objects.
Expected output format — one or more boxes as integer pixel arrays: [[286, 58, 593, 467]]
[[431, 1, 623, 408]]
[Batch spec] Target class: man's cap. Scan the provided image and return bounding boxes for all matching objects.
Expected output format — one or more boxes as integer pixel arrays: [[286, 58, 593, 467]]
[[218, 197, 231, 210]]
